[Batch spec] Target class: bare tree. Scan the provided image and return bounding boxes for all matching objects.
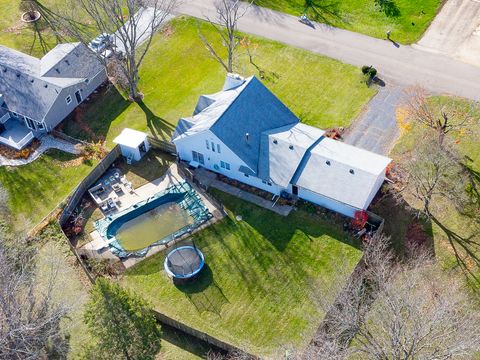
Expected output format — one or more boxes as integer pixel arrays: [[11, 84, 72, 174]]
[[404, 87, 476, 145], [199, 0, 252, 73], [308, 235, 480, 360], [395, 132, 469, 218], [0, 239, 71, 359], [54, 0, 176, 101]]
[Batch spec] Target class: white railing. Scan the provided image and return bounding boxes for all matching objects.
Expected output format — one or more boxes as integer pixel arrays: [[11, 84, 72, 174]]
[[0, 131, 34, 150], [0, 112, 10, 124]]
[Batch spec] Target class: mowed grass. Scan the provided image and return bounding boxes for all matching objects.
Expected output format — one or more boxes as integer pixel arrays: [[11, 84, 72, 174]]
[[121, 190, 362, 356], [63, 16, 376, 146], [0, 150, 97, 230], [253, 0, 441, 44], [388, 96, 480, 278], [0, 0, 65, 56]]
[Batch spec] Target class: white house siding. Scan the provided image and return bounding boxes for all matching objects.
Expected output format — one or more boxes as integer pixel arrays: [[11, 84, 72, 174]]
[[43, 68, 107, 131], [175, 131, 283, 195], [297, 187, 359, 218], [362, 170, 387, 209]]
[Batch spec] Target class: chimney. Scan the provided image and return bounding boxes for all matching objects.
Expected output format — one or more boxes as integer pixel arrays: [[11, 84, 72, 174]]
[[223, 73, 245, 91]]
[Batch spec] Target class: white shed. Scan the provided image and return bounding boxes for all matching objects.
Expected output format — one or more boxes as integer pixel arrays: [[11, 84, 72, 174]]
[[113, 128, 150, 163]]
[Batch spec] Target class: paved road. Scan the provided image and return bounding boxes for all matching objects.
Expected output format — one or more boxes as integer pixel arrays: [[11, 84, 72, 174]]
[[176, 0, 480, 101], [343, 84, 404, 155], [415, 0, 480, 68]]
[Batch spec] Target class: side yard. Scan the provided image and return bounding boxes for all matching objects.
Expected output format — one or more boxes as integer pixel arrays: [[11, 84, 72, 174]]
[[374, 95, 480, 279], [252, 0, 442, 44], [121, 190, 362, 356]]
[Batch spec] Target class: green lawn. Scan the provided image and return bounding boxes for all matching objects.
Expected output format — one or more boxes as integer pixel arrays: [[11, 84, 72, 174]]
[[0, 150, 98, 231], [254, 0, 441, 44], [121, 190, 362, 356], [384, 95, 480, 280], [63, 16, 376, 146], [0, 0, 65, 57], [253, 0, 441, 44]]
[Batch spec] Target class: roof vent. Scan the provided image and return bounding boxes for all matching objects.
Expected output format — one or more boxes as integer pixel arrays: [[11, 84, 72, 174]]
[[273, 139, 278, 144], [44, 84, 48, 88], [349, 169, 355, 174], [223, 73, 245, 91], [245, 133, 250, 142], [289, 145, 294, 150], [326, 160, 331, 166], [55, 68, 60, 74]]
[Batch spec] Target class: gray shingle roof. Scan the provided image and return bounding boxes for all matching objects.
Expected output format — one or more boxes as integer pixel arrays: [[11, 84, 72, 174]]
[[0, 43, 103, 121], [209, 76, 298, 175]]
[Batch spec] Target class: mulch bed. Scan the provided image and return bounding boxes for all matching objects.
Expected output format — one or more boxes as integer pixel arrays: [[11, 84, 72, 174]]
[[0, 139, 40, 160]]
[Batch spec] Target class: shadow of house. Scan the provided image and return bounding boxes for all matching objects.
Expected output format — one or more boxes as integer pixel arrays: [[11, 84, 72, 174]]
[[62, 85, 131, 142], [138, 101, 175, 141]]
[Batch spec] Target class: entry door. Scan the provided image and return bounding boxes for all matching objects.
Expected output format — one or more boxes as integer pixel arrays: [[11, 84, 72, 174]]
[[75, 90, 82, 104], [292, 185, 298, 196]]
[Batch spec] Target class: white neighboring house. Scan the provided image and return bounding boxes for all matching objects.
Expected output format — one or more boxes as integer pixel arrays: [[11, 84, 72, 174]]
[[0, 42, 107, 150], [172, 74, 391, 218]]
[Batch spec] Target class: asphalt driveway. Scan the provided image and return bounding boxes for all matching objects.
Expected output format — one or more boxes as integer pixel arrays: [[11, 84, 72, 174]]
[[343, 84, 404, 155], [415, 0, 480, 67]]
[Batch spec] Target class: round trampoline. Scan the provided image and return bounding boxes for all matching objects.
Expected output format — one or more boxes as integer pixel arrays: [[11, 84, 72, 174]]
[[164, 246, 205, 280]]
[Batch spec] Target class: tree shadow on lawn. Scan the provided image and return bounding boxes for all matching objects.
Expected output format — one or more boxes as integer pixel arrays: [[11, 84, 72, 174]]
[[62, 85, 130, 142], [161, 323, 215, 358], [138, 101, 176, 141]]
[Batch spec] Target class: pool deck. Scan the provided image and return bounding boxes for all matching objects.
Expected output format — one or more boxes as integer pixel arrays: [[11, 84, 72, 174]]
[[81, 163, 225, 268]]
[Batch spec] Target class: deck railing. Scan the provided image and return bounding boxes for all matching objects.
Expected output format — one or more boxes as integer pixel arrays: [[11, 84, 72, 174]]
[[0, 112, 10, 124], [0, 130, 34, 150]]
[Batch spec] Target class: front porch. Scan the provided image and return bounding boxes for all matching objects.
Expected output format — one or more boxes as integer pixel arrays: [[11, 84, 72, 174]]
[[0, 117, 34, 150]]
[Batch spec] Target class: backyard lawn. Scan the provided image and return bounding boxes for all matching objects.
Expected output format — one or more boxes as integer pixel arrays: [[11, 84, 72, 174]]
[[253, 0, 442, 44], [62, 16, 376, 146], [121, 190, 362, 356]]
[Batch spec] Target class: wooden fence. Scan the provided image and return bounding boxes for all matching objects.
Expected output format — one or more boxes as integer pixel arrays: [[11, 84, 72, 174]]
[[58, 145, 121, 226], [147, 136, 177, 155]]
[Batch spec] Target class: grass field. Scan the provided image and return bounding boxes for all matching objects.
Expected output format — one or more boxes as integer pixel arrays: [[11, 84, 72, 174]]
[[253, 0, 442, 44], [0, 0, 64, 56], [62, 17, 376, 146], [121, 190, 362, 356], [0, 150, 98, 231], [382, 95, 480, 280]]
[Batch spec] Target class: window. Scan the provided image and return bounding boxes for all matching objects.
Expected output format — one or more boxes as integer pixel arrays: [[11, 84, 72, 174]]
[[205, 140, 210, 150], [65, 95, 72, 104], [220, 161, 230, 170], [211, 141, 215, 152], [24, 117, 35, 130], [75, 90, 82, 104], [192, 151, 204, 165], [217, 144, 221, 153]]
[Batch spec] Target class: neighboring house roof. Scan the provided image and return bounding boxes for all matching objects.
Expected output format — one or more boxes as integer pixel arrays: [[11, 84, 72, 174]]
[[0, 43, 104, 121], [174, 74, 392, 210], [292, 137, 392, 209]]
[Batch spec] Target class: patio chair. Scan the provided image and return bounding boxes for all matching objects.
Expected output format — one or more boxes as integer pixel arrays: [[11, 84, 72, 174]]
[[107, 198, 116, 209], [100, 202, 109, 213]]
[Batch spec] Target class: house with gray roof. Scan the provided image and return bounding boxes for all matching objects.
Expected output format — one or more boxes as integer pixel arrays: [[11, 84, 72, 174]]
[[0, 42, 107, 150], [172, 74, 391, 218]]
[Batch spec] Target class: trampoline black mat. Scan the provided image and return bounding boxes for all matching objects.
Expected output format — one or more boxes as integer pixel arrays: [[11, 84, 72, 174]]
[[166, 247, 202, 276]]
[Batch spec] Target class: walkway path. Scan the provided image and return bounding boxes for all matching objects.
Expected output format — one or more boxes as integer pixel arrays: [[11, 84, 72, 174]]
[[0, 135, 80, 167], [176, 0, 480, 101], [343, 84, 405, 155]]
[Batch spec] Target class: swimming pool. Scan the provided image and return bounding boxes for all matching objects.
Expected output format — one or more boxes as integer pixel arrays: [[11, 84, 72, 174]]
[[94, 182, 212, 258]]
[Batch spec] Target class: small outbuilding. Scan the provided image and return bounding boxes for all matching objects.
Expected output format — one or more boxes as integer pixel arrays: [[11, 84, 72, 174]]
[[113, 128, 150, 163]]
